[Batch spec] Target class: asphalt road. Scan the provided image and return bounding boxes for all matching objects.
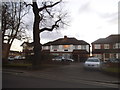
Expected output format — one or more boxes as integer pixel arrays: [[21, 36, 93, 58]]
[[2, 73, 110, 88], [2, 62, 120, 88]]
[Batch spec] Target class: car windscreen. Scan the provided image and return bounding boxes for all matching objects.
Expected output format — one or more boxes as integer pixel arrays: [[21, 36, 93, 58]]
[[87, 59, 99, 62]]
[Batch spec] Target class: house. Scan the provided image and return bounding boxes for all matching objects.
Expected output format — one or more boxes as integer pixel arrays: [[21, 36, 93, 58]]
[[91, 34, 120, 61], [21, 42, 43, 56], [42, 36, 90, 62], [21, 42, 34, 56], [9, 50, 21, 57]]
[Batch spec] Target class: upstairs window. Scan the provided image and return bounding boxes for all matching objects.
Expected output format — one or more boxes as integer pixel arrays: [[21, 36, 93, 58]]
[[63, 45, 70, 49], [52, 45, 59, 50], [74, 45, 78, 49], [104, 44, 109, 49], [94, 44, 101, 49], [113, 43, 120, 49], [81, 45, 86, 49]]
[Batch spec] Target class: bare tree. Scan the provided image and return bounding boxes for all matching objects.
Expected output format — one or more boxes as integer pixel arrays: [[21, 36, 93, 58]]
[[2, 1, 29, 63], [26, 0, 68, 68]]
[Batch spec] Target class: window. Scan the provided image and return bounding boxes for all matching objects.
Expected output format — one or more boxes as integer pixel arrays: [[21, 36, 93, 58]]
[[63, 45, 70, 49], [94, 44, 101, 49], [113, 43, 120, 49], [81, 45, 86, 49], [74, 45, 78, 49], [28, 47, 34, 50], [52, 45, 59, 50], [94, 54, 102, 59], [104, 44, 109, 49]]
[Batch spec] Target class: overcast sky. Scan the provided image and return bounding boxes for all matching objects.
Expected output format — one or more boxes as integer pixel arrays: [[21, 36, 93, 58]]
[[11, 0, 120, 51]]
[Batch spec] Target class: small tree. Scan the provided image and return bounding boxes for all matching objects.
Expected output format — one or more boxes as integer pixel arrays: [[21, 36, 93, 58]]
[[2, 1, 29, 63], [26, 0, 68, 68]]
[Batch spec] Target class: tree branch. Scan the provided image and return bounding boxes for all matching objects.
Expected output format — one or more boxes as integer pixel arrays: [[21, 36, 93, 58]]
[[39, 0, 62, 11], [40, 18, 61, 33], [24, 2, 33, 7], [45, 8, 54, 18]]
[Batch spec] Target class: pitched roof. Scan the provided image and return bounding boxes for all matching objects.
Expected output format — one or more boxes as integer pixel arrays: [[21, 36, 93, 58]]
[[21, 42, 34, 47], [43, 36, 90, 46], [21, 42, 42, 47], [92, 34, 120, 44]]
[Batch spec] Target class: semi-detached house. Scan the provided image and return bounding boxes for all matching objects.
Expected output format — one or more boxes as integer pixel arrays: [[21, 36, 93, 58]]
[[42, 36, 90, 62], [92, 34, 120, 61]]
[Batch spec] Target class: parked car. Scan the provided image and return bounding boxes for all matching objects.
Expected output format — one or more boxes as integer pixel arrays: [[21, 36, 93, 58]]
[[84, 57, 102, 70], [52, 56, 74, 62], [63, 58, 74, 62], [106, 58, 120, 63], [8, 56, 15, 61], [52, 56, 64, 61], [14, 56, 22, 60]]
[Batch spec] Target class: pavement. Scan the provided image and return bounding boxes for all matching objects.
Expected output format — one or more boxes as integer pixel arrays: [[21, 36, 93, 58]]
[[2, 62, 120, 88]]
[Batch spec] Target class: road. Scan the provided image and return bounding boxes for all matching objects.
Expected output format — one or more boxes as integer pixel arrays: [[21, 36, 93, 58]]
[[2, 73, 111, 88], [2, 62, 120, 88]]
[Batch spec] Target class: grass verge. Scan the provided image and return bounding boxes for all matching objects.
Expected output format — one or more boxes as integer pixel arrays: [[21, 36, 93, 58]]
[[102, 67, 120, 73]]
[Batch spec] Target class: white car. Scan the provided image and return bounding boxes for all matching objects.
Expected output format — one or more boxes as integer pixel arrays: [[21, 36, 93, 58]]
[[14, 56, 25, 60], [8, 56, 15, 61], [84, 57, 102, 70], [14, 56, 22, 59], [52, 56, 64, 61]]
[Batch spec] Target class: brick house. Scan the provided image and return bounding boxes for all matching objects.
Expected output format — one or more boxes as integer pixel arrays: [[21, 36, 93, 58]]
[[21, 42, 34, 56], [91, 34, 120, 61], [42, 36, 90, 62]]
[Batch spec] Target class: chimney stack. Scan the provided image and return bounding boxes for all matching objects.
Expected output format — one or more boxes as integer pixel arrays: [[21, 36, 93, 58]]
[[64, 36, 67, 39]]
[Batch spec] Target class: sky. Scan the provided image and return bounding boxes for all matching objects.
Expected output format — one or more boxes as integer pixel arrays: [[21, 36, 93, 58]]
[[10, 0, 120, 51]]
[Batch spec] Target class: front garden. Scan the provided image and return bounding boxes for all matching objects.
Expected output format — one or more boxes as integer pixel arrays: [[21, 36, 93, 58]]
[[101, 62, 120, 77]]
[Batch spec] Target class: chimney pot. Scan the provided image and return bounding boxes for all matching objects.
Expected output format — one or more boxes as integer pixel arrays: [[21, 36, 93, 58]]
[[64, 36, 67, 39]]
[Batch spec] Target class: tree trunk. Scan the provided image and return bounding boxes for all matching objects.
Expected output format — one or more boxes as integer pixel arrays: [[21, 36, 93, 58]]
[[2, 43, 11, 64], [32, 2, 42, 69]]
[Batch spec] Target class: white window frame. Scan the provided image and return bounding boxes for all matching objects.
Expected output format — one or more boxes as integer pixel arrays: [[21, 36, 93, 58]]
[[104, 44, 109, 49], [94, 44, 101, 49], [74, 45, 78, 49], [113, 43, 120, 49], [52, 45, 59, 50], [81, 45, 86, 50]]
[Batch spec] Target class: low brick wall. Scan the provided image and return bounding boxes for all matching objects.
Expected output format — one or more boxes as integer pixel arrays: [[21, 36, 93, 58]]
[[105, 63, 120, 68]]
